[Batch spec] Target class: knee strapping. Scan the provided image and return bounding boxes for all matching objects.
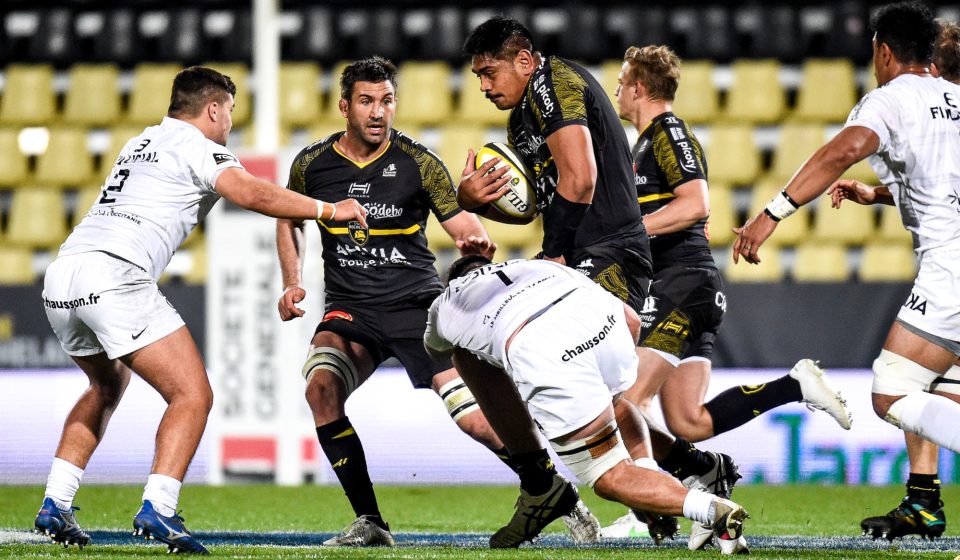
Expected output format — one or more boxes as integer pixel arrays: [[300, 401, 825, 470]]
[[302, 347, 360, 395], [886, 392, 960, 453], [438, 378, 480, 422], [550, 420, 631, 488], [871, 349, 940, 396]]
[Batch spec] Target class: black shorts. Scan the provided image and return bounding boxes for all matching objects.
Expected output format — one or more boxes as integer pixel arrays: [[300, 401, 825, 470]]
[[314, 296, 451, 389], [568, 241, 652, 314], [639, 265, 726, 361]]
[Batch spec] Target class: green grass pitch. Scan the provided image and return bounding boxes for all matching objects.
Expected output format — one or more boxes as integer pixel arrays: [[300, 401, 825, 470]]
[[1, 484, 959, 559]]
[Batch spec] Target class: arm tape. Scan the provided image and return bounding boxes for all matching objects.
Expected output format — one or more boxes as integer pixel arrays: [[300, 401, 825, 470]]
[[764, 190, 800, 221], [542, 194, 590, 258]]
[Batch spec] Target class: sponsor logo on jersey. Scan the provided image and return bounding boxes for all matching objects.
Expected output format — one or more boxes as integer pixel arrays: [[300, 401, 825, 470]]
[[576, 258, 594, 269], [561, 314, 617, 361], [364, 202, 404, 219], [322, 310, 354, 322], [348, 221, 369, 246], [349, 182, 371, 197], [382, 163, 397, 177], [117, 152, 159, 164], [669, 126, 686, 141], [674, 138, 698, 174], [532, 74, 555, 116], [640, 295, 658, 314], [213, 153, 237, 164], [904, 292, 928, 315], [43, 293, 101, 309]]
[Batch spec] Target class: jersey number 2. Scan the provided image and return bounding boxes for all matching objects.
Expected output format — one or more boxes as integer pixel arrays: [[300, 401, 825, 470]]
[[99, 168, 129, 204]]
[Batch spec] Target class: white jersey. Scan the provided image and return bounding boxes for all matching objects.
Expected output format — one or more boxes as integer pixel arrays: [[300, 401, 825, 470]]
[[60, 117, 244, 279], [844, 74, 960, 253], [425, 259, 605, 366]]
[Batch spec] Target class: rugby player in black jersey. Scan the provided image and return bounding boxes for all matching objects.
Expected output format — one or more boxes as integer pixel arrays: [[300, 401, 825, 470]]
[[275, 56, 599, 548], [607, 44, 852, 552]]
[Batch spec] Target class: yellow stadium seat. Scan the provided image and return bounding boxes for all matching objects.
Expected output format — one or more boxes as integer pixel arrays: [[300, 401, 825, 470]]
[[435, 125, 487, 174], [706, 184, 736, 247], [0, 128, 29, 188], [457, 64, 509, 126], [35, 128, 95, 188], [747, 179, 811, 246], [321, 61, 352, 123], [877, 204, 914, 246], [769, 124, 826, 181], [0, 247, 36, 285], [722, 247, 784, 282], [125, 64, 182, 126], [482, 217, 542, 253], [425, 213, 457, 251], [810, 200, 876, 245], [792, 242, 851, 282], [600, 60, 624, 118], [202, 62, 251, 127], [97, 126, 142, 180], [705, 125, 760, 185], [71, 186, 103, 229], [859, 242, 917, 282], [723, 59, 785, 125], [280, 62, 322, 128], [63, 64, 121, 127], [0, 64, 56, 126], [673, 60, 719, 125], [179, 227, 203, 250], [305, 122, 343, 146], [843, 158, 880, 184], [241, 124, 293, 150], [397, 61, 453, 126], [793, 59, 857, 123], [5, 187, 68, 250], [184, 242, 208, 285]]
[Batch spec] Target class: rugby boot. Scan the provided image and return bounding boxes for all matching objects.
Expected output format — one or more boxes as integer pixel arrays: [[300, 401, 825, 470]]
[[133, 500, 209, 554], [861, 496, 946, 541], [684, 451, 742, 550], [631, 510, 680, 545], [323, 515, 395, 546], [790, 359, 853, 430], [34, 497, 90, 548], [710, 497, 750, 555], [490, 473, 579, 548], [561, 497, 602, 544], [600, 510, 649, 539]]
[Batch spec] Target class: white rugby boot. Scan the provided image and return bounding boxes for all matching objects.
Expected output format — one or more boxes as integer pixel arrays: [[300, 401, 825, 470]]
[[789, 359, 852, 429]]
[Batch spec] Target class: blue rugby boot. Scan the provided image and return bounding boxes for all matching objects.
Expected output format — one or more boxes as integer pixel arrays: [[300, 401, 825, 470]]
[[861, 496, 946, 541], [34, 497, 90, 547], [133, 500, 209, 554]]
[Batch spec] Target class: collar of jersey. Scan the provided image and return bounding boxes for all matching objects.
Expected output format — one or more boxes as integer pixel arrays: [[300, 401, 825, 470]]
[[332, 137, 392, 169]]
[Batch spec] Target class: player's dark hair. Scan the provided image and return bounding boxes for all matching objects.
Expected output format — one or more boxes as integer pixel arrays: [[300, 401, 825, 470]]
[[340, 56, 398, 101], [871, 1, 938, 65], [934, 19, 960, 83], [168, 66, 236, 118], [463, 16, 536, 61], [446, 255, 493, 285]]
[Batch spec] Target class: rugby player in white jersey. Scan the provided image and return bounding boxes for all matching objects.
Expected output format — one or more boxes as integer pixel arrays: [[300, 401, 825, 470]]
[[734, 1, 960, 541], [424, 256, 750, 550], [33, 66, 366, 554]]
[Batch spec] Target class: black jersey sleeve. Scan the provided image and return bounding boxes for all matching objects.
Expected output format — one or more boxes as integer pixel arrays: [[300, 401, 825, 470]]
[[286, 141, 329, 195], [652, 117, 707, 190], [398, 140, 463, 221], [530, 59, 589, 137]]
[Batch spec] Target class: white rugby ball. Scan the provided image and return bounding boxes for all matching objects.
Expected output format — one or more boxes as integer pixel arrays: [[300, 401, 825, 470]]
[[474, 142, 538, 221]]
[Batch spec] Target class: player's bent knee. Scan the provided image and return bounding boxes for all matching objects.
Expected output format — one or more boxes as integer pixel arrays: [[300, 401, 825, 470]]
[[872, 349, 939, 399], [438, 378, 480, 423], [550, 420, 631, 488], [302, 346, 360, 397]]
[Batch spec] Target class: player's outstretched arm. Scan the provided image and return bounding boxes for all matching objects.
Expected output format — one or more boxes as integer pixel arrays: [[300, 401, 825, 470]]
[[276, 218, 307, 321]]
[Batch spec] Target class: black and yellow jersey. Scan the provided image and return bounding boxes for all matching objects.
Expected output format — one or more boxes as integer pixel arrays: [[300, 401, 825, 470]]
[[287, 129, 460, 306], [633, 112, 715, 272], [507, 56, 649, 259]]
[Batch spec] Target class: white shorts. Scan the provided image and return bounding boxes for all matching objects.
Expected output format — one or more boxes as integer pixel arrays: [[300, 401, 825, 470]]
[[43, 251, 184, 359], [505, 288, 638, 440], [897, 244, 960, 346]]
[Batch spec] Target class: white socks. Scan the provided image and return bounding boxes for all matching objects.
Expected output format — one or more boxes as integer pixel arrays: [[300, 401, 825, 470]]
[[142, 474, 182, 517], [44, 457, 84, 511], [682, 488, 715, 525], [887, 391, 960, 453]]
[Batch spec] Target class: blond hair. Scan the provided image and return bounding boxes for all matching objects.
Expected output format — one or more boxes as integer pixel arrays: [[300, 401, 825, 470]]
[[623, 45, 681, 102]]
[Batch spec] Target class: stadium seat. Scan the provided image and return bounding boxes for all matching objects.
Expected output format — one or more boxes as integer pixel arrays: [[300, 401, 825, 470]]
[[5, 187, 68, 250], [877, 204, 914, 246], [202, 62, 251, 127], [425, 213, 457, 251], [706, 183, 736, 247], [457, 64, 509, 126], [723, 59, 785, 125], [397, 61, 453, 126], [70, 186, 103, 229], [748, 180, 811, 246], [0, 128, 30, 189], [672, 60, 719, 125], [769, 124, 826, 181], [35, 128, 95, 189], [179, 227, 204, 250], [0, 247, 36, 285], [810, 200, 875, 246], [859, 242, 917, 282], [705, 125, 760, 185], [435, 125, 487, 174], [792, 242, 851, 282], [0, 64, 56, 126], [482, 217, 542, 253], [793, 59, 857, 123], [63, 64, 122, 127], [722, 247, 784, 282], [280, 62, 323, 129], [321, 61, 352, 123], [126, 64, 183, 126], [600, 60, 624, 115]]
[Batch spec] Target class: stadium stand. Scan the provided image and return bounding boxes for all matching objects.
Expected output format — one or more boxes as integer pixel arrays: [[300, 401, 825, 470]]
[[0, 247, 36, 285], [62, 64, 122, 127], [810, 199, 875, 246], [457, 64, 508, 126], [792, 242, 851, 282], [4, 187, 68, 251], [396, 61, 453, 126], [876, 205, 914, 246], [722, 247, 785, 282], [748, 180, 812, 246], [705, 184, 736, 247], [125, 64, 182, 127], [723, 59, 786, 125], [279, 62, 322, 129], [0, 128, 30, 188], [672, 60, 719, 125], [704, 125, 761, 186], [0, 64, 56, 126], [34, 128, 95, 189], [859, 242, 917, 282]]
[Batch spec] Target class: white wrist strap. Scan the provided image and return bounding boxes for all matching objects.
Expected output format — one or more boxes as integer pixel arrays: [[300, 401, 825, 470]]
[[764, 190, 800, 221], [316, 200, 325, 221], [316, 201, 337, 222]]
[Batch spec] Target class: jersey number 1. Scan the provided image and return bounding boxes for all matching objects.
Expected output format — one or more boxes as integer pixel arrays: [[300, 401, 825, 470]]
[[495, 270, 513, 286]]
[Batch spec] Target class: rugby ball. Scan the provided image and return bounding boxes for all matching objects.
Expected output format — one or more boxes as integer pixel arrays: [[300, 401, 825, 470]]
[[474, 142, 538, 221]]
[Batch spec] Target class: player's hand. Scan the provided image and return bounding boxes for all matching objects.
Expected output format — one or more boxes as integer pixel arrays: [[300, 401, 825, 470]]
[[542, 254, 566, 266], [457, 235, 497, 260], [457, 149, 512, 210], [278, 286, 306, 321], [827, 179, 876, 208], [333, 198, 368, 227], [732, 212, 778, 265]]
